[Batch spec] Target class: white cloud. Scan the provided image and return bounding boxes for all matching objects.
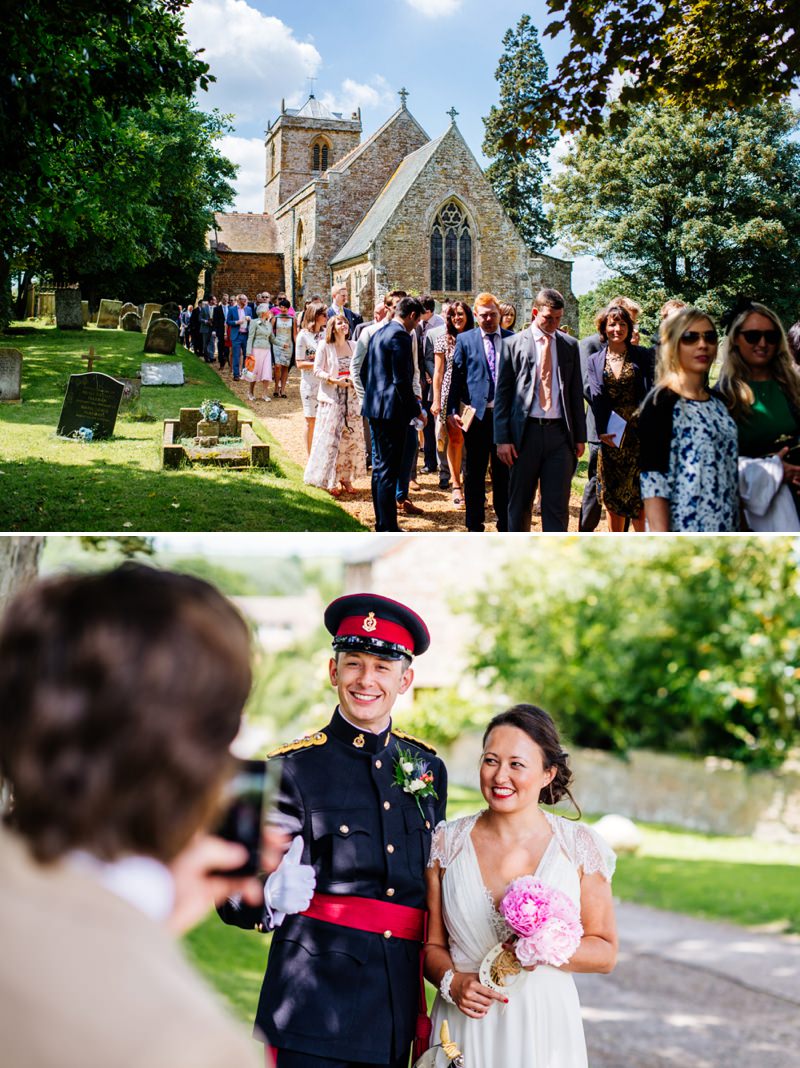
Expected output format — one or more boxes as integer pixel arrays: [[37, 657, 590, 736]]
[[318, 76, 396, 117], [218, 135, 265, 212], [184, 0, 320, 123], [405, 0, 463, 15]]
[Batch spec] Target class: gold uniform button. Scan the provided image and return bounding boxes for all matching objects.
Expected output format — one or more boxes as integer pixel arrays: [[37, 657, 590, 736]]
[[339, 824, 349, 834], [375, 759, 382, 769], [386, 888, 395, 897], [384, 930, 392, 939], [384, 801, 391, 810], [386, 843, 395, 854]]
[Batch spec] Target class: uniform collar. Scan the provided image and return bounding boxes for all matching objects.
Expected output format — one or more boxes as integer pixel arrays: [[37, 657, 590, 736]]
[[328, 707, 393, 754]]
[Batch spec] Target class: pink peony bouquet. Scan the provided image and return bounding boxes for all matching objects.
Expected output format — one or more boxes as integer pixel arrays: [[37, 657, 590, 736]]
[[499, 876, 583, 968]]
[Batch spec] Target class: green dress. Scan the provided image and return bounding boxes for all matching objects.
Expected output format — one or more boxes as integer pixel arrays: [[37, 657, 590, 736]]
[[736, 379, 798, 457]]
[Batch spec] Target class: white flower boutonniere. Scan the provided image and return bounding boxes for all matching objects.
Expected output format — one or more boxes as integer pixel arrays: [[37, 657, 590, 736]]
[[393, 746, 438, 818]]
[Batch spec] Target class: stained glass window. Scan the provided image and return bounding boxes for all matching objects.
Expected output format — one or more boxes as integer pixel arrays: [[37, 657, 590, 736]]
[[430, 201, 472, 292]]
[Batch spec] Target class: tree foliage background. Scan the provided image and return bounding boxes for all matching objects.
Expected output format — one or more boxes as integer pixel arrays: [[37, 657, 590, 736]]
[[546, 101, 800, 325], [482, 15, 557, 251], [1, 0, 234, 324], [467, 538, 800, 769]]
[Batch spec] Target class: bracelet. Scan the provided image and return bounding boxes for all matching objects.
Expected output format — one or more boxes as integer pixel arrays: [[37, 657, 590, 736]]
[[439, 968, 456, 1005]]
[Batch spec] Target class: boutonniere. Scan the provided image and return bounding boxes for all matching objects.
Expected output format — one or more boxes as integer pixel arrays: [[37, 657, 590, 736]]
[[393, 746, 438, 818]]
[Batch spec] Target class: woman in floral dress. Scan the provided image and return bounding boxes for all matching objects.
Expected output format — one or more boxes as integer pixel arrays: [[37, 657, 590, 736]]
[[431, 301, 474, 506], [303, 314, 365, 496]]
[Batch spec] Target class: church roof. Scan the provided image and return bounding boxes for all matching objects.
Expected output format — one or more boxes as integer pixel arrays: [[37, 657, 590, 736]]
[[331, 131, 447, 264], [328, 107, 429, 176], [285, 95, 345, 121], [210, 212, 279, 253]]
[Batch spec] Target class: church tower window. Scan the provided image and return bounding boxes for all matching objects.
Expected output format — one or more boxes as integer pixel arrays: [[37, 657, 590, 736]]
[[311, 139, 330, 172], [430, 201, 472, 292]]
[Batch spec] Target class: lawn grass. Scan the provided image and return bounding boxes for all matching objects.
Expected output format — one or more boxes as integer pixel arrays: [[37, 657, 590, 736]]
[[0, 322, 366, 531], [183, 793, 800, 1026]]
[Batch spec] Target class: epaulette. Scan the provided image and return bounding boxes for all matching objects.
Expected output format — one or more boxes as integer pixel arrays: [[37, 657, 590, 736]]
[[266, 730, 327, 759], [392, 729, 437, 755]]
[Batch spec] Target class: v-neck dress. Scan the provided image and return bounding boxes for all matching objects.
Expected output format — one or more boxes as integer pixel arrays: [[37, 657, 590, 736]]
[[428, 811, 615, 1067]]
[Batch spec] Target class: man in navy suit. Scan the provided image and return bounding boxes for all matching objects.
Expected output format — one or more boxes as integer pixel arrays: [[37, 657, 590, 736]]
[[447, 293, 513, 532], [360, 296, 424, 531], [327, 282, 362, 336], [494, 289, 587, 531]]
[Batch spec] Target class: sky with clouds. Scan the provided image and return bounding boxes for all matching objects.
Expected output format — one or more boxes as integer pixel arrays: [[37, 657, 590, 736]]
[[183, 0, 606, 293]]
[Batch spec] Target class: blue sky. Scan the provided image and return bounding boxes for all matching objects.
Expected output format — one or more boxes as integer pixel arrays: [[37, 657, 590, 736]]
[[183, 0, 605, 292]]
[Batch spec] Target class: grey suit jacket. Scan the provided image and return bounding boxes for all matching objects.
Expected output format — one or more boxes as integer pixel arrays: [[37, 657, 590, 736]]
[[494, 326, 587, 451]]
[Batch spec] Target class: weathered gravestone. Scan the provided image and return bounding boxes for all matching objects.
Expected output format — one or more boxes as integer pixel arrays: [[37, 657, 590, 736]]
[[141, 303, 163, 333], [36, 292, 56, 320], [96, 300, 123, 328], [115, 378, 142, 406], [56, 290, 84, 330], [160, 302, 180, 322], [140, 361, 185, 386], [144, 317, 179, 355], [121, 311, 142, 332], [120, 302, 138, 318], [0, 348, 23, 403], [57, 372, 124, 439], [81, 301, 90, 326]]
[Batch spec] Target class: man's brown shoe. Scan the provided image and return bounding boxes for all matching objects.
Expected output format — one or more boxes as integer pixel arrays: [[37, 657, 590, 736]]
[[401, 499, 424, 515]]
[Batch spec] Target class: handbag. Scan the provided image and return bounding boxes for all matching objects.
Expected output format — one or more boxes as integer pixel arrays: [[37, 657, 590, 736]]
[[244, 354, 256, 372]]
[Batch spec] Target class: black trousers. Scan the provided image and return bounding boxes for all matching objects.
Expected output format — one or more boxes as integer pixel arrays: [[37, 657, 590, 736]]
[[275, 1052, 409, 1068], [463, 408, 508, 532], [507, 418, 575, 532], [369, 418, 406, 531], [579, 442, 602, 532]]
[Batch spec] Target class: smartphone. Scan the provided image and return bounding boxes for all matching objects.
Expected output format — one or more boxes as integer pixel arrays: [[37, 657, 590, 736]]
[[212, 758, 277, 876]]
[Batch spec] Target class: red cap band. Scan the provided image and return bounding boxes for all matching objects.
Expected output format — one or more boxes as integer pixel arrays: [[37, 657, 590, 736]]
[[337, 614, 414, 652]]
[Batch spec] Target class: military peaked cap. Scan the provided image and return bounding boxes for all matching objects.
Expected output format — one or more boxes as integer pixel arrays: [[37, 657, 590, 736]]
[[324, 593, 430, 659]]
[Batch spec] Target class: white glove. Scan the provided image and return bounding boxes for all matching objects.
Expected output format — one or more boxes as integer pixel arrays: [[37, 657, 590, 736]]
[[264, 836, 316, 927]]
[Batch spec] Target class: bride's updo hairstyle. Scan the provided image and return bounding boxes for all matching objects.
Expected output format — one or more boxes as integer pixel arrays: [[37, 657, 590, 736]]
[[483, 704, 581, 817]]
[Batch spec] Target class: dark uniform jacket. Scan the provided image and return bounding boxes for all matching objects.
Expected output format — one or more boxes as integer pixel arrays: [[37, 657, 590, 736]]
[[218, 708, 448, 1064]]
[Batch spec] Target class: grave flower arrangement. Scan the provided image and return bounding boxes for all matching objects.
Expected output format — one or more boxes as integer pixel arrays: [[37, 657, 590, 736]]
[[392, 747, 438, 818], [199, 399, 228, 424], [499, 876, 583, 967]]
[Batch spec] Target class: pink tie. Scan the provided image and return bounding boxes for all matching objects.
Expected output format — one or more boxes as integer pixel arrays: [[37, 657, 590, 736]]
[[539, 334, 552, 412]]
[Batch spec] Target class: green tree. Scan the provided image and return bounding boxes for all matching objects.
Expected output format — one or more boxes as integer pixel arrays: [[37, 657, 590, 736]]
[[577, 276, 648, 338], [467, 538, 800, 769], [529, 0, 800, 135], [1, 1, 213, 326], [547, 101, 800, 323], [482, 15, 556, 250]]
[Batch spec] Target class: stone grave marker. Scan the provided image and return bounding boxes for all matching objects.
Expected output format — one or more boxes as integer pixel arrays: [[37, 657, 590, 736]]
[[56, 290, 84, 330], [141, 303, 163, 333], [81, 301, 90, 326], [57, 372, 124, 439], [36, 292, 56, 320], [160, 302, 180, 322], [121, 311, 142, 332], [144, 317, 179, 355], [120, 302, 138, 318], [0, 348, 23, 403], [140, 361, 185, 386], [96, 300, 123, 328], [81, 346, 99, 373]]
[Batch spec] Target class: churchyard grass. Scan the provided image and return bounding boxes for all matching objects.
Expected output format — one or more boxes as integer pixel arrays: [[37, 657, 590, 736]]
[[0, 322, 365, 531], [184, 792, 800, 1025]]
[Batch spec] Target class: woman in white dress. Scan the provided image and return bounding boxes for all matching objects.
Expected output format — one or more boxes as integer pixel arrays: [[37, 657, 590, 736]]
[[424, 705, 618, 1068], [295, 302, 328, 456], [303, 313, 366, 496]]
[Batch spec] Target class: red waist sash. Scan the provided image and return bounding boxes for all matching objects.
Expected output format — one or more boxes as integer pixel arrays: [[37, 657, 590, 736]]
[[300, 892, 426, 941]]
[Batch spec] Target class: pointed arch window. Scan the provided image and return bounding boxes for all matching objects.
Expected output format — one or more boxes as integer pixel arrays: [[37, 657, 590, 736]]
[[430, 200, 472, 292], [311, 139, 330, 172]]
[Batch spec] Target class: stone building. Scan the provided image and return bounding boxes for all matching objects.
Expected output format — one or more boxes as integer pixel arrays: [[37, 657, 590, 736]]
[[210, 90, 577, 326]]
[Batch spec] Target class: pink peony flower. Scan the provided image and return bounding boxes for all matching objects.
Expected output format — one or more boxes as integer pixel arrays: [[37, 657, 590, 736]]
[[499, 876, 583, 968]]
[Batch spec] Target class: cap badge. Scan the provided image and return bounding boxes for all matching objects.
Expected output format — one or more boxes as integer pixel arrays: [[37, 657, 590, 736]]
[[353, 733, 366, 748], [362, 611, 377, 633]]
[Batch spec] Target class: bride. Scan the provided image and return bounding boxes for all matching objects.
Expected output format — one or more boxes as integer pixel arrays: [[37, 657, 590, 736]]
[[423, 705, 618, 1067]]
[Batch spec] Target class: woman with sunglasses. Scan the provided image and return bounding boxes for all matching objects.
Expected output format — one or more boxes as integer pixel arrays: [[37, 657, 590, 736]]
[[718, 302, 800, 523], [637, 307, 739, 531]]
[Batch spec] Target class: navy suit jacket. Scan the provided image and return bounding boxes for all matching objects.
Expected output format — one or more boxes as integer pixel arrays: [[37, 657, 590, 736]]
[[447, 327, 514, 422], [586, 344, 655, 436], [328, 305, 362, 335], [360, 319, 420, 423]]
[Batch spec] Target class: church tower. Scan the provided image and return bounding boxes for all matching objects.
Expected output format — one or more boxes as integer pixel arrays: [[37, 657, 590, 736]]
[[264, 95, 362, 215]]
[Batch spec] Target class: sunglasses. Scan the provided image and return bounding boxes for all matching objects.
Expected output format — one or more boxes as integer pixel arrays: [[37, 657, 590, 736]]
[[680, 330, 718, 344], [738, 329, 780, 345]]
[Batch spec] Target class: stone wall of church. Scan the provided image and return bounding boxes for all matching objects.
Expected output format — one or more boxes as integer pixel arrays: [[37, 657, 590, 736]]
[[264, 116, 361, 216], [363, 125, 578, 327], [275, 111, 430, 308], [209, 252, 285, 301], [332, 259, 374, 319]]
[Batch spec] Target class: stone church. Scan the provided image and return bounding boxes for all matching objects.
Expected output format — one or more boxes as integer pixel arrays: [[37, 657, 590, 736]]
[[210, 90, 577, 326]]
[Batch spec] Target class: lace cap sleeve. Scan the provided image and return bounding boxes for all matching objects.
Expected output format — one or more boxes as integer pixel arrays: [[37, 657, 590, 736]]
[[427, 813, 480, 870], [428, 820, 449, 868], [575, 822, 617, 882]]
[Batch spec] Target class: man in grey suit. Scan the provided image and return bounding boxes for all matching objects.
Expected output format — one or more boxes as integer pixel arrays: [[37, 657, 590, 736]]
[[494, 288, 587, 531]]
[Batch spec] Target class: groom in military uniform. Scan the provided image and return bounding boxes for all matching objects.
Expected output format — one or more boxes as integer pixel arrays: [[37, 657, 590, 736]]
[[219, 593, 448, 1068]]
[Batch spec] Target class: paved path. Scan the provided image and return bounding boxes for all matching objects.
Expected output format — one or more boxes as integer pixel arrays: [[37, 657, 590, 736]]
[[577, 902, 800, 1067]]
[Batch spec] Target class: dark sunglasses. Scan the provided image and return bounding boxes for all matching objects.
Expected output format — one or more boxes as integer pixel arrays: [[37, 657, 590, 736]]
[[680, 330, 718, 344], [738, 329, 780, 345]]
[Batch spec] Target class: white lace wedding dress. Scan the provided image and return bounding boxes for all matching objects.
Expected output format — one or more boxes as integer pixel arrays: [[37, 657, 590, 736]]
[[428, 811, 615, 1068]]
